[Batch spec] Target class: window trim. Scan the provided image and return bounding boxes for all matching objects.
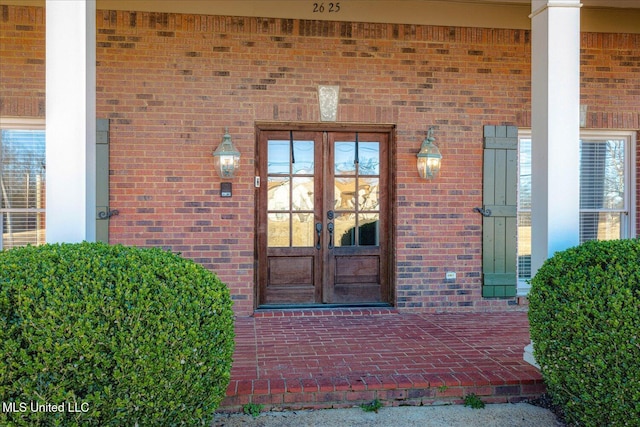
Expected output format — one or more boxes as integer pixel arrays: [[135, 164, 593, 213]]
[[578, 130, 636, 243], [0, 116, 45, 131], [517, 129, 636, 294]]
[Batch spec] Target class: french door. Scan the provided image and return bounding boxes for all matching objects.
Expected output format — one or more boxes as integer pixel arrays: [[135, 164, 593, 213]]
[[255, 125, 393, 306]]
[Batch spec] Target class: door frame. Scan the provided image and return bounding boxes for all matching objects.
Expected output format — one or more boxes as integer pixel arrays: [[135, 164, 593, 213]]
[[254, 121, 396, 309]]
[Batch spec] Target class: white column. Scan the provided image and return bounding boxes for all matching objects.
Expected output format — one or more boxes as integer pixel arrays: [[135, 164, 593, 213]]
[[46, 0, 96, 243], [527, 0, 581, 368], [530, 0, 581, 275]]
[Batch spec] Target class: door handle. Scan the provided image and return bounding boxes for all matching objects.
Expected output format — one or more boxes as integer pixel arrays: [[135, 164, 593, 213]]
[[315, 222, 322, 250], [327, 222, 334, 249]]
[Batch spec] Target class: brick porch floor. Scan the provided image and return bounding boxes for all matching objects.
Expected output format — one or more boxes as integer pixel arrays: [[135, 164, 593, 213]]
[[218, 309, 545, 413]]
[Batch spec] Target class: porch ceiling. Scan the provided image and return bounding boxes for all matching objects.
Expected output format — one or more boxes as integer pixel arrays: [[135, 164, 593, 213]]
[[5, 0, 640, 33]]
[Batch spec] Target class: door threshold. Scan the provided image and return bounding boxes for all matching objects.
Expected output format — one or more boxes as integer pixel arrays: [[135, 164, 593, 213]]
[[257, 302, 392, 310], [254, 303, 396, 316]]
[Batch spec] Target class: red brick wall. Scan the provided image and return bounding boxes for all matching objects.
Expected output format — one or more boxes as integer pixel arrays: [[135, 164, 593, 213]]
[[0, 6, 45, 116], [2, 5, 639, 315]]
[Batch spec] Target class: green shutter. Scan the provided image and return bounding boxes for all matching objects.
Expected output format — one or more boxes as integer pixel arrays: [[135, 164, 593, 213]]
[[482, 125, 517, 298], [96, 119, 110, 243]]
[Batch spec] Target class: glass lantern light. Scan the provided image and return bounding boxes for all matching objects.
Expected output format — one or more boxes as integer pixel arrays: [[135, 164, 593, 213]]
[[212, 128, 241, 178], [416, 126, 442, 180]]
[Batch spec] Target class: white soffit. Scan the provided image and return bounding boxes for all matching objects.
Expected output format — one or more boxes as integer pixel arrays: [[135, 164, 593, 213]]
[[3, 0, 640, 32]]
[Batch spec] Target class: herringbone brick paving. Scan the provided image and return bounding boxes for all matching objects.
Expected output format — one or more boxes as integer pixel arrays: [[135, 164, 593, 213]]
[[219, 310, 545, 412]]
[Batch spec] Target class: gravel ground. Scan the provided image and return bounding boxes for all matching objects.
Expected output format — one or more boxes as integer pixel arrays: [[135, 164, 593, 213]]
[[213, 403, 563, 427]]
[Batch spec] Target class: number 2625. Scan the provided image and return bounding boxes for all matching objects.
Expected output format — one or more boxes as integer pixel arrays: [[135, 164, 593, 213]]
[[313, 3, 341, 13]]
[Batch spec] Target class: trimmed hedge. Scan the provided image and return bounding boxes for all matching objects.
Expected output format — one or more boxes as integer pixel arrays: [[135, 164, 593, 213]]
[[528, 239, 640, 426], [0, 242, 235, 426]]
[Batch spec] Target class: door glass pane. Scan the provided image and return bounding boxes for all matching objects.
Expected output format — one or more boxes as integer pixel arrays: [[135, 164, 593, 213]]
[[267, 138, 317, 249], [267, 177, 290, 211], [335, 142, 356, 175], [358, 142, 380, 175], [268, 213, 289, 247], [358, 177, 379, 211], [293, 140, 314, 174], [292, 177, 314, 211], [334, 213, 356, 247], [359, 213, 379, 246], [334, 177, 356, 210], [268, 140, 290, 174], [292, 213, 314, 247]]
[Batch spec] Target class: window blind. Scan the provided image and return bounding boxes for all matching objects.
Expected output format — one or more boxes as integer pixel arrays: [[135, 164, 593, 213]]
[[517, 139, 532, 281], [516, 135, 630, 284], [0, 129, 46, 249], [579, 139, 626, 242]]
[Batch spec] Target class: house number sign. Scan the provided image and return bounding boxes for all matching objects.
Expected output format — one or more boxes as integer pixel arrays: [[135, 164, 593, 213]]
[[312, 2, 341, 13]]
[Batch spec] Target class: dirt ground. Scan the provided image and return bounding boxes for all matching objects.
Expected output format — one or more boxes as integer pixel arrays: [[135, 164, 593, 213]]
[[213, 403, 563, 427]]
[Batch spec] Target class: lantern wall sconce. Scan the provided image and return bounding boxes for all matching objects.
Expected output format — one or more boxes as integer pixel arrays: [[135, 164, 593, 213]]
[[212, 127, 241, 179], [416, 126, 442, 180]]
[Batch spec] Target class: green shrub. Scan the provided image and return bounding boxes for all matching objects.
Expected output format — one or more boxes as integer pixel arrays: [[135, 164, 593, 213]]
[[463, 393, 485, 409], [0, 242, 235, 426], [242, 403, 263, 417], [528, 239, 640, 426], [360, 399, 382, 413]]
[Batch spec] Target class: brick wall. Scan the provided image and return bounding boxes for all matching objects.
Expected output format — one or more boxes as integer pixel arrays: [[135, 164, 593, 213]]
[[2, 5, 639, 315], [0, 6, 45, 116]]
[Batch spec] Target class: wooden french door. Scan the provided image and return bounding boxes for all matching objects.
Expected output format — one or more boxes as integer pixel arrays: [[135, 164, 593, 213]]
[[256, 126, 392, 306]]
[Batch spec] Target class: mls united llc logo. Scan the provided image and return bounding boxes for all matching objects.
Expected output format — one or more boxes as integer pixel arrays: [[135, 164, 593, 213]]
[[2, 401, 89, 413]]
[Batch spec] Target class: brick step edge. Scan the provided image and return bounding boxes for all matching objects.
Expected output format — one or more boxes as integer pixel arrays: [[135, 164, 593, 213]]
[[218, 378, 546, 413], [253, 307, 399, 317]]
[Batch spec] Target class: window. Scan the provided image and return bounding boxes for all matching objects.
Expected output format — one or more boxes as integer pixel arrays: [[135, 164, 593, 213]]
[[0, 118, 46, 250], [517, 136, 532, 284], [517, 130, 636, 292]]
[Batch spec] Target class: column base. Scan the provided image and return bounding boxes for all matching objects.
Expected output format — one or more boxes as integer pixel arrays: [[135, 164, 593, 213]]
[[523, 342, 540, 369]]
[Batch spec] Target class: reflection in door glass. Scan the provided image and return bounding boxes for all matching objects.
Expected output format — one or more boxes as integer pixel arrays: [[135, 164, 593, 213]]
[[358, 142, 380, 175], [292, 213, 314, 247], [358, 177, 379, 211], [292, 177, 314, 211], [334, 213, 356, 247], [359, 214, 379, 246], [267, 139, 315, 248], [268, 141, 290, 174], [267, 177, 290, 211], [332, 138, 381, 247], [335, 142, 356, 174], [293, 141, 314, 174], [334, 177, 356, 210], [268, 213, 289, 247]]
